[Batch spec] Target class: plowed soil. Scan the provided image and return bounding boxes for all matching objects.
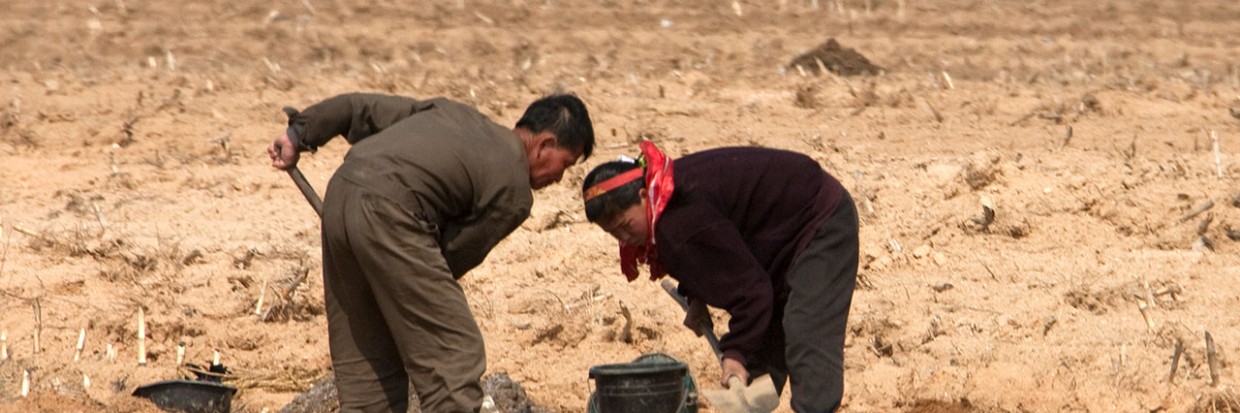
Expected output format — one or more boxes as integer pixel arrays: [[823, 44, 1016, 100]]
[[2, 1, 1239, 412]]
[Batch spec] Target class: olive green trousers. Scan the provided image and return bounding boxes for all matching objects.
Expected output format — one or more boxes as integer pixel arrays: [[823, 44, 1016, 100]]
[[320, 178, 484, 413]]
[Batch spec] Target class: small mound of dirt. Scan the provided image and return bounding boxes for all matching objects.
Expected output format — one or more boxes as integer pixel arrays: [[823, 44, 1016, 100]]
[[788, 38, 883, 76], [1064, 285, 1134, 315], [278, 376, 339, 413], [900, 398, 981, 413], [483, 373, 553, 413]]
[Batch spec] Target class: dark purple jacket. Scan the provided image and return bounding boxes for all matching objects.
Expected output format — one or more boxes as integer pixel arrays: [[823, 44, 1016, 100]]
[[654, 147, 844, 365]]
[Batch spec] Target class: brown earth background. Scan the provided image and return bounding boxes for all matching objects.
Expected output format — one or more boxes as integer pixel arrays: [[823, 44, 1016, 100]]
[[2, 0, 1240, 412]]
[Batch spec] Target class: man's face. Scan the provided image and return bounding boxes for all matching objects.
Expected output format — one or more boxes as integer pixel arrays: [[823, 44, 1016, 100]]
[[528, 133, 582, 190], [597, 202, 648, 246]]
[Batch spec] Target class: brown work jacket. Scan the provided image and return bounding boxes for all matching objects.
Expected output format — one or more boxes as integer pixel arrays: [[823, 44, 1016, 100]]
[[291, 93, 533, 277]]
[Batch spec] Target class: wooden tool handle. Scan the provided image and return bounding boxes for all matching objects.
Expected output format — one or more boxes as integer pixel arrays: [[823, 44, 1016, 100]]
[[660, 279, 724, 358], [287, 166, 322, 216]]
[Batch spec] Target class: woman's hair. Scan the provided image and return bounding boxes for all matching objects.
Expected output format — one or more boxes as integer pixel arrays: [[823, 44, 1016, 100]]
[[582, 161, 644, 223]]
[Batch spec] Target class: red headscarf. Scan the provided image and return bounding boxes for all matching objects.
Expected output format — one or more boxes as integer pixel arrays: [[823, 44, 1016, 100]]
[[582, 141, 675, 281], [619, 141, 674, 281]]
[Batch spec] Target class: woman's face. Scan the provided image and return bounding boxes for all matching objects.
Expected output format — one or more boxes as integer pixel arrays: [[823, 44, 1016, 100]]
[[597, 199, 648, 246]]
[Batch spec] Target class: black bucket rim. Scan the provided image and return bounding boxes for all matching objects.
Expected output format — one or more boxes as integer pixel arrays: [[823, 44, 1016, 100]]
[[132, 379, 238, 396], [589, 362, 688, 379]]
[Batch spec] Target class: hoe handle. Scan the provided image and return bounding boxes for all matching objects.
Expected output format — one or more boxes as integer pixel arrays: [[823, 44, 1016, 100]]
[[287, 166, 322, 217], [661, 279, 724, 359]]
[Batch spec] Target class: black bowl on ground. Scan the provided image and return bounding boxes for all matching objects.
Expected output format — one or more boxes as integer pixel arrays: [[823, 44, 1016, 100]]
[[132, 379, 237, 413]]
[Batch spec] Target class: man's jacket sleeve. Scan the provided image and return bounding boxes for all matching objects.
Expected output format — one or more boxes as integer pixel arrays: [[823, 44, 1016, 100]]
[[288, 93, 434, 151], [439, 187, 531, 278]]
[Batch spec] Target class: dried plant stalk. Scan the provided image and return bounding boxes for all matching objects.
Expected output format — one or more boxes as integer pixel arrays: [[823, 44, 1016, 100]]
[[1206, 331, 1220, 387], [1137, 301, 1156, 333], [73, 326, 86, 362], [618, 301, 633, 344], [254, 279, 268, 316], [92, 203, 108, 234], [1142, 277, 1157, 309], [1178, 199, 1215, 223], [20, 369, 30, 398], [1168, 339, 1183, 383], [1211, 131, 1223, 179], [137, 307, 147, 365], [33, 299, 41, 354]]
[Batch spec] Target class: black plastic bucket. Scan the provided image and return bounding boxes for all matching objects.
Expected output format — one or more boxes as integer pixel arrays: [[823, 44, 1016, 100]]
[[132, 379, 237, 413], [589, 358, 688, 413]]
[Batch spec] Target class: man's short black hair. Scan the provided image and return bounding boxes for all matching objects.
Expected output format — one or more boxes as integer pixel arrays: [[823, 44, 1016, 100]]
[[516, 94, 594, 160]]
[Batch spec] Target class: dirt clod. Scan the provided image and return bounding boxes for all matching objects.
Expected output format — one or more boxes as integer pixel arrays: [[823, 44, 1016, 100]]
[[788, 38, 882, 76]]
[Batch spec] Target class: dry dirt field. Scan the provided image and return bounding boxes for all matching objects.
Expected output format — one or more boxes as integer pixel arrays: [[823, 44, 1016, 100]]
[[2, 0, 1240, 412]]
